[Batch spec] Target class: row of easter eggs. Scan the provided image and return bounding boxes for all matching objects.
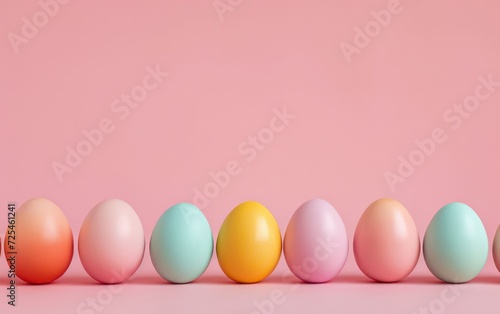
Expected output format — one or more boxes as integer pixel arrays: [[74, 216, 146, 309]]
[[2, 198, 499, 285]]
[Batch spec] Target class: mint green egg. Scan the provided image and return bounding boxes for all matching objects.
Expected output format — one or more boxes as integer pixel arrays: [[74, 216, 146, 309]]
[[150, 203, 213, 283], [423, 202, 488, 283]]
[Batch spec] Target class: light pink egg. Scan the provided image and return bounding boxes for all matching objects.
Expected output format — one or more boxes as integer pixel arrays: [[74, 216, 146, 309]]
[[354, 198, 420, 282], [78, 199, 145, 284], [284, 198, 348, 283]]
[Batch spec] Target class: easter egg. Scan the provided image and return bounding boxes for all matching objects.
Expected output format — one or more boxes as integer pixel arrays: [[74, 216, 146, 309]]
[[284, 198, 348, 283], [217, 201, 282, 283], [78, 199, 145, 284], [493, 225, 500, 272], [150, 203, 213, 283], [354, 198, 420, 282], [423, 202, 488, 283], [3, 198, 73, 284]]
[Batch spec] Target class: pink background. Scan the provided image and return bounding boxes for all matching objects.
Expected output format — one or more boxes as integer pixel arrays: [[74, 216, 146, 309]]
[[1, 0, 500, 313]]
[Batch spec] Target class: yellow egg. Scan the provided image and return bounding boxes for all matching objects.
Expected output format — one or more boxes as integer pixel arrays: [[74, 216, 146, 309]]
[[216, 201, 282, 283]]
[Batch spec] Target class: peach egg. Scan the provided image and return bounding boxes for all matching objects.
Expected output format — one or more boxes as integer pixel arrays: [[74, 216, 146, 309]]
[[354, 198, 420, 282], [4, 198, 74, 284]]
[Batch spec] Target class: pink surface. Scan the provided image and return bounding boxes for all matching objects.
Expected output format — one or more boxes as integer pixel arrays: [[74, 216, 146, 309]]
[[1, 0, 500, 313]]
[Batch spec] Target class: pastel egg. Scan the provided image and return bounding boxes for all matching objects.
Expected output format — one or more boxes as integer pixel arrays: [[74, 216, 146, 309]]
[[354, 198, 420, 282], [217, 201, 282, 283], [3, 198, 74, 284], [423, 202, 488, 283], [493, 225, 500, 272], [284, 198, 348, 283], [150, 203, 213, 283], [78, 199, 145, 284]]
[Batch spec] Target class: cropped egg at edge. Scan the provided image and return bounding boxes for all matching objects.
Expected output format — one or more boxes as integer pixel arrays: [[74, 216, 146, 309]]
[[493, 225, 500, 272], [150, 203, 213, 283], [353, 198, 420, 282], [217, 201, 282, 283], [3, 198, 74, 284], [424, 202, 488, 283], [284, 198, 348, 283], [78, 199, 145, 284]]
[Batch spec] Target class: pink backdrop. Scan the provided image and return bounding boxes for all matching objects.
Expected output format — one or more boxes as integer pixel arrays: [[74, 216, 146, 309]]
[[1, 0, 500, 313]]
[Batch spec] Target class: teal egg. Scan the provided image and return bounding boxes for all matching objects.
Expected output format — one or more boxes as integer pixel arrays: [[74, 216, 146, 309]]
[[150, 203, 213, 283], [423, 202, 488, 283]]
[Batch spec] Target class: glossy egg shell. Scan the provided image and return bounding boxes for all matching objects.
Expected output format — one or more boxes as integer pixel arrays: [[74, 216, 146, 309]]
[[423, 202, 488, 283], [353, 198, 420, 282], [150, 203, 213, 283], [4, 198, 74, 284], [493, 225, 500, 272], [284, 198, 348, 283], [78, 199, 145, 284], [216, 201, 282, 283]]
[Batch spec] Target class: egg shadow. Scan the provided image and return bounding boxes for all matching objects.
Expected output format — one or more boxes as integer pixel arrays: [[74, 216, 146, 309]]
[[469, 275, 500, 284], [331, 275, 376, 284], [396, 275, 443, 285], [191, 275, 238, 285], [126, 275, 169, 285], [126, 275, 237, 285], [14, 276, 101, 286], [295, 274, 442, 285]]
